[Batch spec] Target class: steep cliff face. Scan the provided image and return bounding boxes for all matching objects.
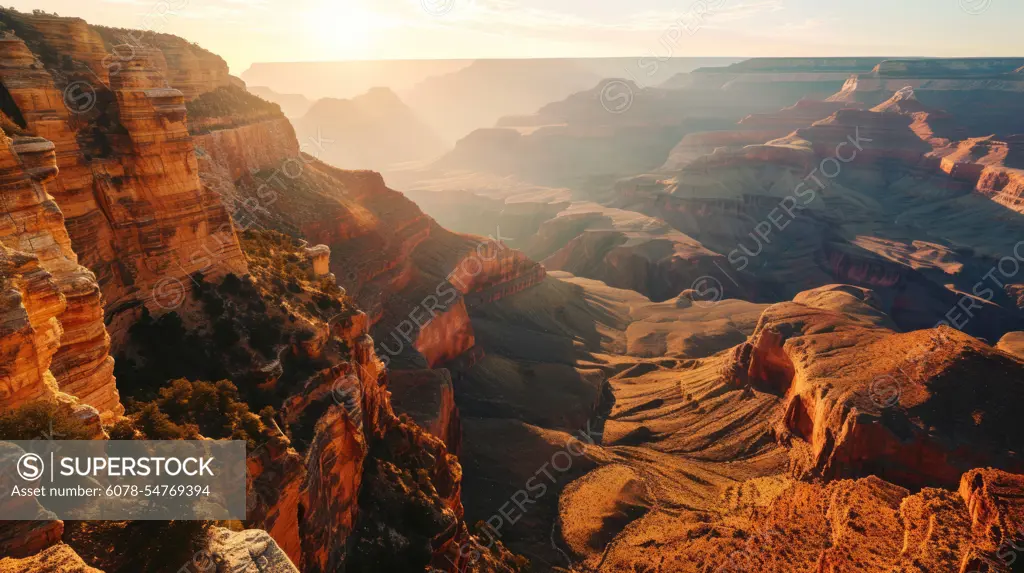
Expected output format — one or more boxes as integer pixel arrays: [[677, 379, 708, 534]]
[[15, 14, 110, 83], [0, 130, 120, 416], [0, 33, 119, 303], [958, 468, 1024, 563], [0, 136, 113, 561], [142, 34, 234, 101], [389, 369, 462, 453], [244, 300, 503, 573], [98, 48, 248, 325], [0, 246, 106, 561], [194, 118, 299, 181], [728, 293, 1024, 489], [90, 25, 234, 100], [296, 406, 366, 573], [0, 18, 247, 349], [0, 244, 63, 412], [944, 135, 1024, 215]]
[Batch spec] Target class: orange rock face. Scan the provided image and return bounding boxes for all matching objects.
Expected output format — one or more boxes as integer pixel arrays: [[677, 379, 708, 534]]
[[729, 293, 1024, 488], [413, 298, 476, 368], [0, 244, 64, 411], [100, 48, 248, 315], [296, 406, 366, 573], [90, 24, 235, 100], [0, 543, 100, 572], [0, 130, 120, 416], [389, 368, 462, 453], [0, 29, 247, 351], [193, 118, 300, 181]]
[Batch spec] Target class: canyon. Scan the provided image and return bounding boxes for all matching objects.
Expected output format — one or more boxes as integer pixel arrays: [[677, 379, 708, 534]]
[[0, 7, 1023, 573]]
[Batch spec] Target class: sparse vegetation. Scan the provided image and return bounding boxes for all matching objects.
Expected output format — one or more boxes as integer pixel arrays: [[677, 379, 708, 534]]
[[64, 520, 209, 573], [186, 85, 281, 122], [0, 400, 96, 440], [0, 7, 60, 68], [120, 378, 275, 450], [115, 231, 351, 417]]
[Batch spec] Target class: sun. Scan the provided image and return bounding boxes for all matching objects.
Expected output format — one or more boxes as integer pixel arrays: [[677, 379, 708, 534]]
[[302, 2, 377, 57]]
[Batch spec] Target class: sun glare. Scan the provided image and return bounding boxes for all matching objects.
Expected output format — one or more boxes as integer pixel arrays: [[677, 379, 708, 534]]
[[303, 2, 377, 57]]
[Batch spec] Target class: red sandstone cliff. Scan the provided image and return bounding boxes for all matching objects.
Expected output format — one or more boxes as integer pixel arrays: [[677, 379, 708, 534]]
[[728, 287, 1024, 488], [0, 19, 247, 350], [0, 9, 529, 571], [0, 244, 65, 412], [0, 130, 120, 416]]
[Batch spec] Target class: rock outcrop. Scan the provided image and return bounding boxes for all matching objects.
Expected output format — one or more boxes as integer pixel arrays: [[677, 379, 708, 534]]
[[0, 17, 247, 350], [937, 135, 1024, 215], [0, 243, 66, 411], [91, 25, 235, 100], [203, 528, 299, 573], [996, 331, 1024, 359], [0, 129, 120, 415], [827, 60, 1024, 137], [958, 468, 1024, 572], [728, 291, 1024, 489], [193, 118, 299, 175], [388, 368, 461, 453], [0, 10, 529, 573], [0, 543, 101, 572]]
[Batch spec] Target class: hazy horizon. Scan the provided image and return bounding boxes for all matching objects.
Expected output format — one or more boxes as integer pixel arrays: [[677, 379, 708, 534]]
[[10, 0, 1023, 74]]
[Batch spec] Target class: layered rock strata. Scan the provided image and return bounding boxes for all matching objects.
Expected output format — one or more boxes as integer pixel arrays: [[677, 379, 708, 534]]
[[0, 130, 120, 415], [0, 26, 247, 348]]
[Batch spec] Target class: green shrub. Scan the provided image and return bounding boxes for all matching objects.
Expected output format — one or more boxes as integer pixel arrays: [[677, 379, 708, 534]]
[[125, 379, 275, 450], [0, 400, 96, 441], [133, 403, 187, 440], [185, 86, 280, 121]]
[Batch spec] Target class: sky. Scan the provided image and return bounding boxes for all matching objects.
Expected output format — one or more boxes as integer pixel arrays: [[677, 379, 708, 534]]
[[11, 0, 1024, 74]]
